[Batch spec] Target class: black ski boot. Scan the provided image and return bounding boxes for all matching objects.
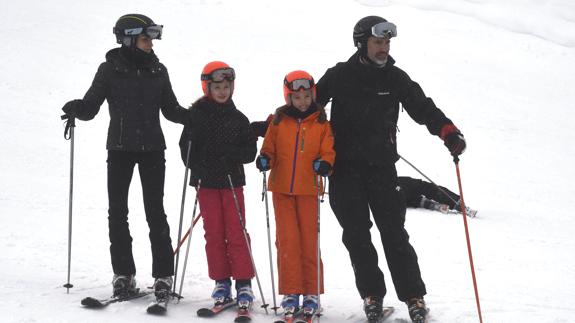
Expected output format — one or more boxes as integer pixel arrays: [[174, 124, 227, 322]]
[[112, 274, 137, 298], [363, 296, 383, 322], [406, 297, 428, 323], [147, 276, 172, 314]]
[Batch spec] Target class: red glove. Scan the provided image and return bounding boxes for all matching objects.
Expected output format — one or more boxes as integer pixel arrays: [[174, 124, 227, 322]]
[[440, 124, 466, 156]]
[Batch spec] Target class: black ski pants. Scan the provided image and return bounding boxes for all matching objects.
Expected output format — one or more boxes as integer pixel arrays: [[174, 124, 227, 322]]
[[329, 162, 426, 301], [107, 150, 174, 278], [399, 176, 460, 209]]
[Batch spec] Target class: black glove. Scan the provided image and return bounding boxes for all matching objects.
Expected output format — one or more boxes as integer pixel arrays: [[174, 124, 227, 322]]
[[250, 121, 269, 138], [62, 99, 83, 118], [441, 124, 466, 157], [444, 132, 466, 156], [255, 155, 270, 171], [313, 158, 332, 176]]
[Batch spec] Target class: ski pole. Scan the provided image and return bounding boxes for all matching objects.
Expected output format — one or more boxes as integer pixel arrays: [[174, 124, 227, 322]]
[[173, 140, 192, 295], [177, 180, 201, 302], [61, 114, 75, 293], [173, 215, 201, 256], [227, 174, 269, 314], [453, 156, 483, 323], [261, 172, 278, 314], [315, 175, 324, 319]]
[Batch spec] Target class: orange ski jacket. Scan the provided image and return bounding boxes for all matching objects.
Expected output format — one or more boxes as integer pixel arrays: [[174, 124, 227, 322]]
[[261, 106, 335, 195]]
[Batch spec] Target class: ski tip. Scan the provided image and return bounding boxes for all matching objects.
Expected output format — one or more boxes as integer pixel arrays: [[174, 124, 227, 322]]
[[197, 308, 216, 317], [234, 316, 252, 323], [81, 297, 104, 308], [147, 304, 167, 315]]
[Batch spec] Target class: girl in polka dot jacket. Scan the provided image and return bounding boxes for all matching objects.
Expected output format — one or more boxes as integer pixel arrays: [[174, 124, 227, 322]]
[[178, 61, 257, 307]]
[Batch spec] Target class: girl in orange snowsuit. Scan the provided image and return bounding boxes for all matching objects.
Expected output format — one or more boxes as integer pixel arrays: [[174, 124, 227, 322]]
[[256, 71, 335, 312]]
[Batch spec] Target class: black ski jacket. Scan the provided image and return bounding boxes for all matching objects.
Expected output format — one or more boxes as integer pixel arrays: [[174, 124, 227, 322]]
[[316, 53, 453, 166], [71, 48, 187, 151], [179, 97, 256, 189]]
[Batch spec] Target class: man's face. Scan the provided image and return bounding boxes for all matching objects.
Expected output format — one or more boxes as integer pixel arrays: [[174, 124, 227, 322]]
[[136, 34, 153, 53], [366, 36, 390, 65]]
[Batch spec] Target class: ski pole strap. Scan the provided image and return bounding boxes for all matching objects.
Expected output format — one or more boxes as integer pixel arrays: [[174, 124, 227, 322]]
[[62, 115, 75, 140]]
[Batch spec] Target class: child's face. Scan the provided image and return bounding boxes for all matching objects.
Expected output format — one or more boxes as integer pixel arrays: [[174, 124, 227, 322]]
[[291, 90, 313, 112], [209, 80, 232, 104]]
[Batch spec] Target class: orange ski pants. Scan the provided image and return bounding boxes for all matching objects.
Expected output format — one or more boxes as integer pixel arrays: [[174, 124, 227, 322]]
[[273, 192, 324, 295]]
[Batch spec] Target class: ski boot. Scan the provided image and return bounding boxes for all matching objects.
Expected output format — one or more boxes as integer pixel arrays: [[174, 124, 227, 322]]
[[236, 281, 254, 322], [302, 294, 319, 319], [153, 276, 172, 301], [212, 279, 233, 305], [112, 274, 137, 298], [420, 196, 449, 213], [236, 284, 255, 309], [406, 297, 428, 323], [454, 200, 478, 217], [280, 294, 300, 319], [363, 296, 383, 322]]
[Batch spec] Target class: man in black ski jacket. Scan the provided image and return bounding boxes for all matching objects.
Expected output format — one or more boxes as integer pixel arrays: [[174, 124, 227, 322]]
[[61, 14, 187, 303], [315, 16, 466, 323]]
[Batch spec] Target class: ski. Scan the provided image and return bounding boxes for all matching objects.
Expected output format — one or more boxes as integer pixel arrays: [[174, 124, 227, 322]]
[[81, 289, 152, 308], [367, 306, 394, 323], [146, 297, 168, 315], [234, 306, 251, 322], [197, 298, 236, 317]]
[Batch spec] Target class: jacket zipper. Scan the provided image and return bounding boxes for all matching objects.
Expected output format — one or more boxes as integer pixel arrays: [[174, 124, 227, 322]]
[[300, 127, 306, 152], [289, 119, 302, 194]]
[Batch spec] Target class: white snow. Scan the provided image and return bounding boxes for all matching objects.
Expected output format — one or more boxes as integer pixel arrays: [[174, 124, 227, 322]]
[[1, 0, 574, 322]]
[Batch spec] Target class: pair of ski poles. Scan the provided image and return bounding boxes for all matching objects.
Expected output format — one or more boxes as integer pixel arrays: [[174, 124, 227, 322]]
[[172, 142, 269, 314]]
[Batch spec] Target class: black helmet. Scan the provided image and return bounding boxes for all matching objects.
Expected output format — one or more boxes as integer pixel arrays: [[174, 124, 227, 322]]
[[353, 15, 397, 50], [113, 14, 163, 47]]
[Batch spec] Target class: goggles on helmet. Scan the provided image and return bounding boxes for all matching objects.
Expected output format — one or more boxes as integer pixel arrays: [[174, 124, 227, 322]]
[[201, 68, 236, 82], [371, 21, 397, 38], [116, 24, 163, 39], [284, 78, 314, 92]]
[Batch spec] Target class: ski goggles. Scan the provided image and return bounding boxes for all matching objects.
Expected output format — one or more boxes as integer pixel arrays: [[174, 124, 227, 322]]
[[284, 78, 314, 92], [116, 25, 163, 39], [371, 22, 397, 38], [201, 68, 236, 82]]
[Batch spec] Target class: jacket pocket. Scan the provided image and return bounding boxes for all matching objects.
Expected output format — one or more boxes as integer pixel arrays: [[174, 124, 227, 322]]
[[117, 117, 124, 147]]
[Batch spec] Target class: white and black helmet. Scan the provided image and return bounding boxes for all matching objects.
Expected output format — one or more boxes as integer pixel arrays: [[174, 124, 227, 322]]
[[113, 14, 163, 47]]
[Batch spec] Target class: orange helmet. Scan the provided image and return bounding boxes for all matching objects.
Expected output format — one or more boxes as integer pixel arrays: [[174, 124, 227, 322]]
[[200, 61, 236, 96], [283, 70, 316, 105]]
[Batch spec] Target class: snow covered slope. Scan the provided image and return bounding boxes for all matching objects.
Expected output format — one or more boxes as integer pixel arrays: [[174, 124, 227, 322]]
[[1, 0, 574, 322]]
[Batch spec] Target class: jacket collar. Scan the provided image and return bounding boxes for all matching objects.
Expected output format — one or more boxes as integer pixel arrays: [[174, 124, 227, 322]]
[[105, 47, 161, 73]]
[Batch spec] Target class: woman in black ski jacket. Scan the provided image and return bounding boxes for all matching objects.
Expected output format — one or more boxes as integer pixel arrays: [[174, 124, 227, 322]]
[[61, 14, 187, 301]]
